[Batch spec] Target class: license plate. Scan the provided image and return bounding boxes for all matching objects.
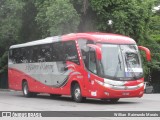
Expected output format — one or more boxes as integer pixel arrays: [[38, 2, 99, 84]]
[[122, 92, 130, 96]]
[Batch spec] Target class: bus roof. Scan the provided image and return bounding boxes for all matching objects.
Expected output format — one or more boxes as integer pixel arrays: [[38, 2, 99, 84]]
[[10, 36, 60, 49], [62, 32, 136, 44], [10, 32, 136, 49]]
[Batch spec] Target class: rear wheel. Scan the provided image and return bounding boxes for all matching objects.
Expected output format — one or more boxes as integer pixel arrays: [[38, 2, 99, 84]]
[[72, 83, 85, 103], [22, 81, 35, 97]]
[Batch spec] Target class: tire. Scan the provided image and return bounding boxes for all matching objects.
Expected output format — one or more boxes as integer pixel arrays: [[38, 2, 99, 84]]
[[72, 83, 85, 103], [22, 81, 34, 97]]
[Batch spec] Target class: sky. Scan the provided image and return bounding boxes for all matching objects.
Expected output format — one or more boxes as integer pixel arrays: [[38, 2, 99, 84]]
[[154, 5, 160, 11]]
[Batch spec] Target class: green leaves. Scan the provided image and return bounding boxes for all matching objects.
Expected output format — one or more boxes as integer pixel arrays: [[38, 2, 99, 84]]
[[149, 11, 160, 43], [90, 0, 155, 41], [0, 0, 24, 49], [0, 0, 24, 73], [35, 0, 80, 37]]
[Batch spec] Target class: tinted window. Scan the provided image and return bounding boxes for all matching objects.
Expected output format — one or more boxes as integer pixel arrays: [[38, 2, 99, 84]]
[[13, 48, 21, 63], [10, 41, 79, 64], [9, 49, 14, 63], [20, 48, 30, 63], [64, 41, 79, 64], [88, 48, 97, 74], [30, 46, 39, 63], [9, 47, 30, 64], [39, 44, 52, 62], [78, 39, 94, 68], [52, 42, 65, 61]]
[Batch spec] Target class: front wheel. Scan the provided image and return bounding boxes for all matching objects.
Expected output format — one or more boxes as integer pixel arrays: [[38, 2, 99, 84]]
[[72, 83, 85, 103]]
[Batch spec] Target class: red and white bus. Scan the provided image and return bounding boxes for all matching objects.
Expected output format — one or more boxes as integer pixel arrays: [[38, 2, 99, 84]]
[[8, 33, 151, 103]]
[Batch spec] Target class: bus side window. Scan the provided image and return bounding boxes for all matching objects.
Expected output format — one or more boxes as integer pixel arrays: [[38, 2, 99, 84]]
[[30, 46, 39, 63], [52, 42, 65, 61], [64, 41, 79, 65], [52, 42, 66, 72], [88, 48, 97, 74], [78, 39, 94, 68], [39, 44, 52, 62], [9, 49, 13, 64], [13, 48, 21, 63], [19, 48, 29, 63]]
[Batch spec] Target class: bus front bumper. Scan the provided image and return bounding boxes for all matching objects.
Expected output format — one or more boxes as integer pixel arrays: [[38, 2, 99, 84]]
[[89, 80, 144, 99]]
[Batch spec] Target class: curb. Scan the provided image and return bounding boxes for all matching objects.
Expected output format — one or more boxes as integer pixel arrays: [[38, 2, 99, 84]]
[[0, 89, 11, 92]]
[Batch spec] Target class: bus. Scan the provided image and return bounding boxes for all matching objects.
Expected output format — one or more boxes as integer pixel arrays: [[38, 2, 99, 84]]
[[8, 32, 151, 103]]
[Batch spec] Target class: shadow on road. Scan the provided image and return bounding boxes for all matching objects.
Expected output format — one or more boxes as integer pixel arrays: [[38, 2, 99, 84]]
[[16, 93, 140, 105]]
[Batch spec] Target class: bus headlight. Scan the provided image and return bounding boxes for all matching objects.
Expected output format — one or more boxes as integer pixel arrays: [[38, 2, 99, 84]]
[[95, 80, 144, 90], [95, 80, 113, 88], [138, 83, 144, 88]]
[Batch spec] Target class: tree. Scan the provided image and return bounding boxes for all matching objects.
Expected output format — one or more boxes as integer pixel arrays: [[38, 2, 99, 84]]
[[20, 0, 40, 42], [0, 0, 24, 73], [35, 0, 80, 37], [90, 0, 155, 42], [71, 0, 98, 32], [149, 5, 160, 44]]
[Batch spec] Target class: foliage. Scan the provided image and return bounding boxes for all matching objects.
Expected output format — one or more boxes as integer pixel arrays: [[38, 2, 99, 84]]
[[35, 0, 80, 37], [0, 0, 24, 49], [19, 0, 40, 42], [149, 9, 160, 44], [147, 1, 160, 74], [90, 0, 155, 42], [0, 0, 24, 73]]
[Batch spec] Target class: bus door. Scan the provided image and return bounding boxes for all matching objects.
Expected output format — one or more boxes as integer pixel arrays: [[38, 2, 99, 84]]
[[86, 47, 99, 97], [78, 39, 98, 96]]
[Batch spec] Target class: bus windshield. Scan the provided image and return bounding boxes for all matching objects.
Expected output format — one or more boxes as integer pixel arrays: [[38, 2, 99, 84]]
[[100, 44, 143, 80]]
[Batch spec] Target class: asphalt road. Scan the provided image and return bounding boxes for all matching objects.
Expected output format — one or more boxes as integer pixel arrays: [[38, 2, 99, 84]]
[[0, 90, 159, 120]]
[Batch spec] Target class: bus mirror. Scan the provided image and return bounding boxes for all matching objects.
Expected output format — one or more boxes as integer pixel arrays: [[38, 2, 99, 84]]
[[87, 44, 102, 60], [138, 46, 151, 61]]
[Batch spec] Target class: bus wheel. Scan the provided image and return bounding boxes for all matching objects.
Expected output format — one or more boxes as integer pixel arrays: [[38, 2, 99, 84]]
[[72, 83, 85, 103], [22, 81, 33, 97]]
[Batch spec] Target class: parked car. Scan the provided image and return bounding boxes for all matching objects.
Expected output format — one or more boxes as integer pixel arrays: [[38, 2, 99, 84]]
[[144, 82, 154, 93]]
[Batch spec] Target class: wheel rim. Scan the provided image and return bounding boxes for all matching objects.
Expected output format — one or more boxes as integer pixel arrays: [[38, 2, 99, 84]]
[[23, 84, 28, 95], [74, 88, 80, 99]]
